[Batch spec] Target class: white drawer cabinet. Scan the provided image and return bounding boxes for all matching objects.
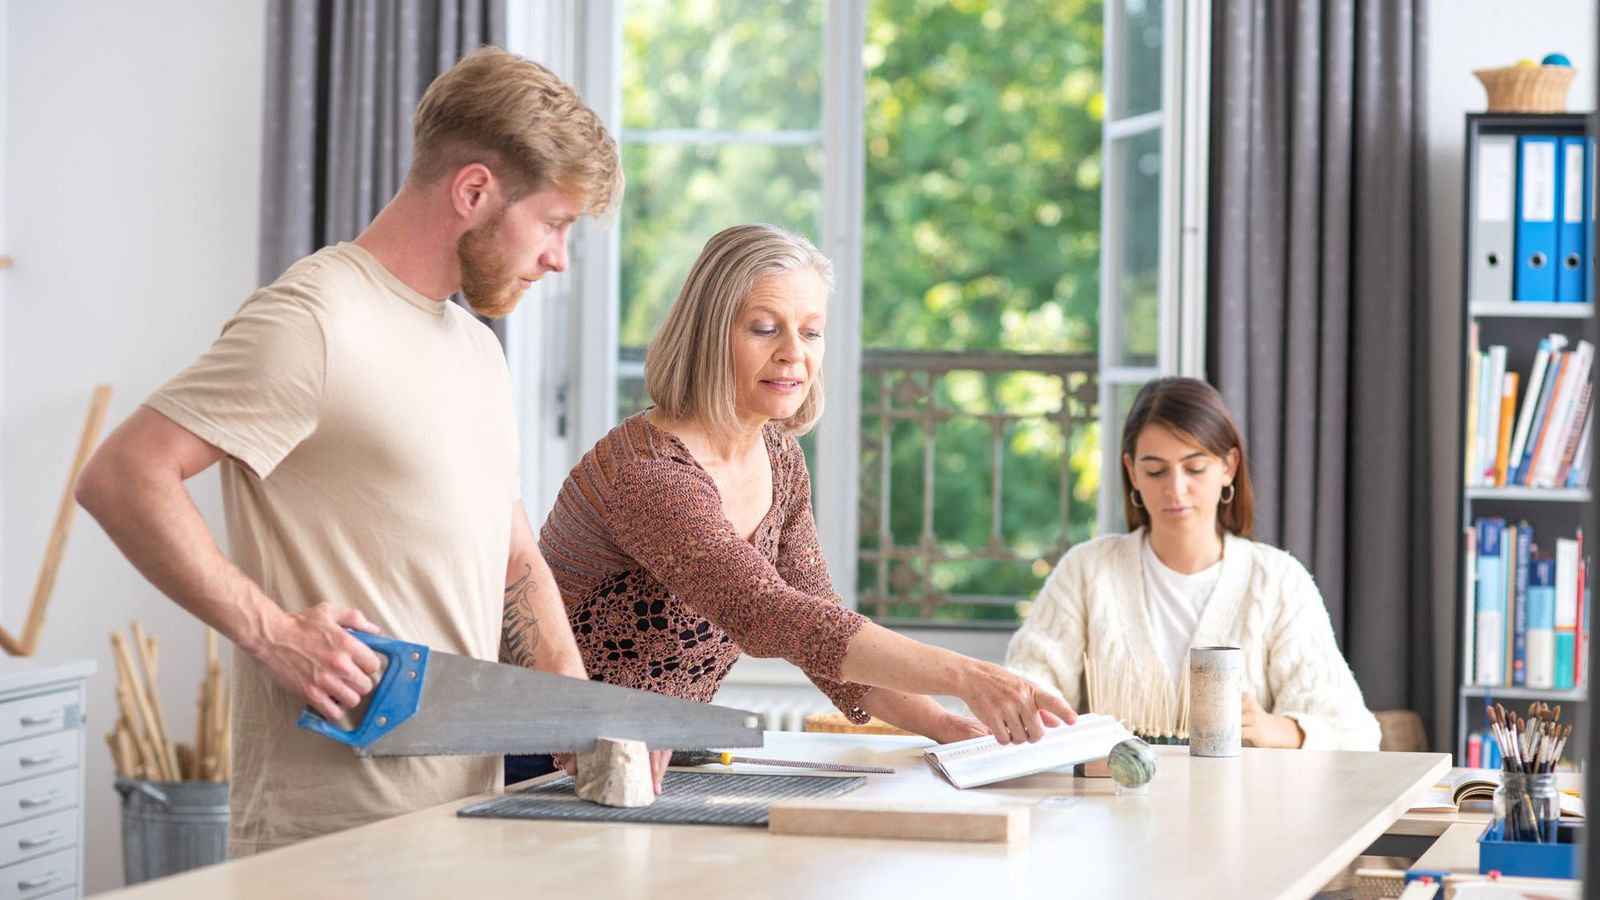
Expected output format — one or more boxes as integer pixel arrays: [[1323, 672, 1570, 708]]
[[0, 846, 74, 900], [0, 773, 77, 827], [0, 692, 80, 748], [0, 664, 93, 900]]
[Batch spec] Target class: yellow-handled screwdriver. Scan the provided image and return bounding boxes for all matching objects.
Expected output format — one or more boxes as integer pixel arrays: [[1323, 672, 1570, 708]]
[[669, 749, 894, 774]]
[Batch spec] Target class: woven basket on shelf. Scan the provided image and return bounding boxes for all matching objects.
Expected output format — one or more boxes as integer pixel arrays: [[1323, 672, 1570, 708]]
[[1474, 65, 1577, 113]]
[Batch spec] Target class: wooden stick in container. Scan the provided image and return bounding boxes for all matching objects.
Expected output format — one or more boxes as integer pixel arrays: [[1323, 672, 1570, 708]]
[[111, 631, 173, 781], [130, 622, 180, 779]]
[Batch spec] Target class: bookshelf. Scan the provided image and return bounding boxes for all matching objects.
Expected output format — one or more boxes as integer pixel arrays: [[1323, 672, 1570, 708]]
[[1454, 112, 1595, 769]]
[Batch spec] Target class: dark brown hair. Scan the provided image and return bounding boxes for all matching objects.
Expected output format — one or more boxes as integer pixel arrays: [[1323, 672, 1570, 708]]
[[1120, 377, 1254, 538]]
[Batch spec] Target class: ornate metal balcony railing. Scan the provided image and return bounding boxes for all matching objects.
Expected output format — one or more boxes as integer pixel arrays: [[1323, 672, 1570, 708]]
[[857, 349, 1099, 626]]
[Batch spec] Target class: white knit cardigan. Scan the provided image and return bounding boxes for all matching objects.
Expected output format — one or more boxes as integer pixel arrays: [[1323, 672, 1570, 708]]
[[1006, 529, 1381, 751]]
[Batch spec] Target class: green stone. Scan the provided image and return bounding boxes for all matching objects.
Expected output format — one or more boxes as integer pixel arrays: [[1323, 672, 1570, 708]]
[[1108, 738, 1157, 788]]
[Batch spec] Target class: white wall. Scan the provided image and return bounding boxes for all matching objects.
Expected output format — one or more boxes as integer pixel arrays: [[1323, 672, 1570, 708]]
[[1425, 0, 1597, 751], [0, 1, 264, 892]]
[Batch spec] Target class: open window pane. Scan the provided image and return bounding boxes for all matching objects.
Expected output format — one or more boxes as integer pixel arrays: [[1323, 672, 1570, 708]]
[[1107, 129, 1162, 369], [1109, 0, 1163, 120], [622, 0, 824, 133], [857, 0, 1105, 625]]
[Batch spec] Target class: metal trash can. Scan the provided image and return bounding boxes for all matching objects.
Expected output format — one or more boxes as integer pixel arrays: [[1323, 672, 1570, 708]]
[[115, 779, 229, 884]]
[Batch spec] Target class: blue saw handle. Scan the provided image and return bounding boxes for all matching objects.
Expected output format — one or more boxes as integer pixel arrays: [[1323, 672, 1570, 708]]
[[295, 630, 428, 750]]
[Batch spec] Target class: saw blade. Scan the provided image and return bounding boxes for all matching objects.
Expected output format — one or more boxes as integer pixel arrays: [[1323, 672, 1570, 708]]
[[364, 649, 764, 756], [297, 632, 764, 757]]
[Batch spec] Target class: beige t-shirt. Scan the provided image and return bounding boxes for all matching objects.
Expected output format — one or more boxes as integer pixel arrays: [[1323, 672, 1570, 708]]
[[145, 243, 518, 855]]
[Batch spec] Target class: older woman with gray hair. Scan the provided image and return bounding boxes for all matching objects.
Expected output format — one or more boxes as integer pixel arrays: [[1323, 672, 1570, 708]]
[[519, 224, 1074, 788]]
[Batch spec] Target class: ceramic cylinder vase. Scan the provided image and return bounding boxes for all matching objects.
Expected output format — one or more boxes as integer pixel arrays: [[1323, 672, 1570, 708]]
[[1189, 646, 1242, 757]]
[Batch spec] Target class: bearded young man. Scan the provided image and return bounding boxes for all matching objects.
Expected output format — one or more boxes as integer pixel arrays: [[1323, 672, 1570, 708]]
[[76, 48, 621, 855]]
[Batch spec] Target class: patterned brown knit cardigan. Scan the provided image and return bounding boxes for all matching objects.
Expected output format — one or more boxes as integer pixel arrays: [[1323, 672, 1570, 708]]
[[539, 413, 871, 721]]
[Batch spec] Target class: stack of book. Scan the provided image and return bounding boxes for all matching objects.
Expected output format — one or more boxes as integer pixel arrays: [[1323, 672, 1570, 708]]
[[1464, 329, 1593, 490], [1465, 519, 1590, 690]]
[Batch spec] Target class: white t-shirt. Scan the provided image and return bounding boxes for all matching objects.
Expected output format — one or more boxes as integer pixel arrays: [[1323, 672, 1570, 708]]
[[1141, 537, 1222, 686]]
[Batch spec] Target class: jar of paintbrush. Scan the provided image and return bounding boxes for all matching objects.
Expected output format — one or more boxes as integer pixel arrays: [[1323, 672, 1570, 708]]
[[1486, 701, 1570, 844]]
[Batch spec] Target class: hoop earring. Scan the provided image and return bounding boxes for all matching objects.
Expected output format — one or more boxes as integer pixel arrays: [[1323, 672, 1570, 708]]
[[1220, 484, 1235, 504], [1130, 491, 1145, 509]]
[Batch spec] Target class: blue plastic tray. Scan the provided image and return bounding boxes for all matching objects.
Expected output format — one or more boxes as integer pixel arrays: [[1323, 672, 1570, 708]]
[[1478, 823, 1580, 879]]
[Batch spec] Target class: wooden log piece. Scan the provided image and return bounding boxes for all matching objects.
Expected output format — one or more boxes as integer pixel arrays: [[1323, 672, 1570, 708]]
[[768, 799, 1028, 843], [574, 737, 655, 808]]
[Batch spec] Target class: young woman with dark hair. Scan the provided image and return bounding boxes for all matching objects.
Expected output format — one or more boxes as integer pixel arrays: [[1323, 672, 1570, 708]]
[[1006, 377, 1379, 750]]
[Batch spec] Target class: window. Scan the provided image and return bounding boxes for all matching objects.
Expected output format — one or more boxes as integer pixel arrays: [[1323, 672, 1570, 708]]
[[510, 0, 1207, 627], [614, 1, 828, 418], [854, 2, 1103, 625], [1097, 0, 1210, 533]]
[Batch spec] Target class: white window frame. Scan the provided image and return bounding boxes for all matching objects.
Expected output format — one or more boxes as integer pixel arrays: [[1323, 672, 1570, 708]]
[[505, 0, 623, 516], [1096, 0, 1211, 535], [814, 0, 867, 605]]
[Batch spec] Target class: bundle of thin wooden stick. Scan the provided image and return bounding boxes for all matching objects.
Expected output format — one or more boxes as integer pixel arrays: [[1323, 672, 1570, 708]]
[[1083, 654, 1189, 744], [105, 623, 229, 782]]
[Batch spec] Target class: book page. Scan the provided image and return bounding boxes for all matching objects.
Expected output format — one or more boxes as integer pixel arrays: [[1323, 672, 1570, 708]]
[[1408, 770, 1585, 818]]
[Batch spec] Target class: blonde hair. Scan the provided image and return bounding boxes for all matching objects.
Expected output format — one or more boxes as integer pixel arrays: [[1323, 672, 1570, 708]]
[[410, 46, 622, 219], [645, 224, 834, 438]]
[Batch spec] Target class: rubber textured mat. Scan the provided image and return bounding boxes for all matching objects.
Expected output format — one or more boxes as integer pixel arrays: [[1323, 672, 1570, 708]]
[[457, 770, 865, 827]]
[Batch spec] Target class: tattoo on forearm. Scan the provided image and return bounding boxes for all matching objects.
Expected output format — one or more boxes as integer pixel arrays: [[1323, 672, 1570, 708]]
[[500, 563, 541, 669]]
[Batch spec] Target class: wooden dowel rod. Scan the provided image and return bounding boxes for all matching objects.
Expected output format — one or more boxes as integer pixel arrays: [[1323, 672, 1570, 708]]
[[130, 622, 180, 779], [111, 631, 173, 780], [6, 385, 112, 656]]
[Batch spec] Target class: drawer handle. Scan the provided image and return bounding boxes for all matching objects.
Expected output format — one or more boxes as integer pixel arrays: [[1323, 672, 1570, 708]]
[[18, 750, 61, 767], [18, 712, 60, 727], [18, 790, 59, 809], [17, 829, 58, 849], [17, 870, 59, 889]]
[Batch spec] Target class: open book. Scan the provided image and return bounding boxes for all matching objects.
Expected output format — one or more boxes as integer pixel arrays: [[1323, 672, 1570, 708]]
[[1408, 770, 1585, 817], [924, 713, 1136, 789]]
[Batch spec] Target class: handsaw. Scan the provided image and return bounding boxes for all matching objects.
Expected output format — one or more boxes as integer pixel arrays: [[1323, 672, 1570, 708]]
[[297, 631, 763, 756]]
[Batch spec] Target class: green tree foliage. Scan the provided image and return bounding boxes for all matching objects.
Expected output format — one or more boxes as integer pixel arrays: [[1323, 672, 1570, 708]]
[[862, 0, 1103, 354]]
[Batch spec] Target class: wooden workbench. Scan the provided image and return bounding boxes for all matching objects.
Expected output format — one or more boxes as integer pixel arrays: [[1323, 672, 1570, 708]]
[[102, 732, 1449, 899]]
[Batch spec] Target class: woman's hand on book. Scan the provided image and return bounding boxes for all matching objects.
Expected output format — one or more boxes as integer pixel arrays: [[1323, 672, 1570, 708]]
[[927, 714, 991, 744], [1240, 691, 1305, 749], [957, 662, 1079, 744]]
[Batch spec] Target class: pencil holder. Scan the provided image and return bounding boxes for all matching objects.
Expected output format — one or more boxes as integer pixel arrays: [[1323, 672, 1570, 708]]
[[1491, 771, 1559, 844], [1188, 646, 1241, 757]]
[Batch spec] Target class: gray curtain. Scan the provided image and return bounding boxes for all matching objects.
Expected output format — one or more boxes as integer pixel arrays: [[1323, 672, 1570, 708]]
[[1207, 1, 1433, 734], [258, 0, 505, 332]]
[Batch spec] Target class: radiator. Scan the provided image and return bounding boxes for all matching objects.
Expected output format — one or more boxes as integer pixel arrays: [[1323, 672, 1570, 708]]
[[710, 684, 834, 732]]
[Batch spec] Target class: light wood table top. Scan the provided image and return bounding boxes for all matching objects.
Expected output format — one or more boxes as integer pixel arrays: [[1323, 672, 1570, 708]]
[[1411, 821, 1486, 875], [104, 732, 1449, 900]]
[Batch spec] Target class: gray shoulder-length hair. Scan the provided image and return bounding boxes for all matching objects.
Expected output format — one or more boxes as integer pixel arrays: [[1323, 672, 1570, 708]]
[[644, 224, 834, 437]]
